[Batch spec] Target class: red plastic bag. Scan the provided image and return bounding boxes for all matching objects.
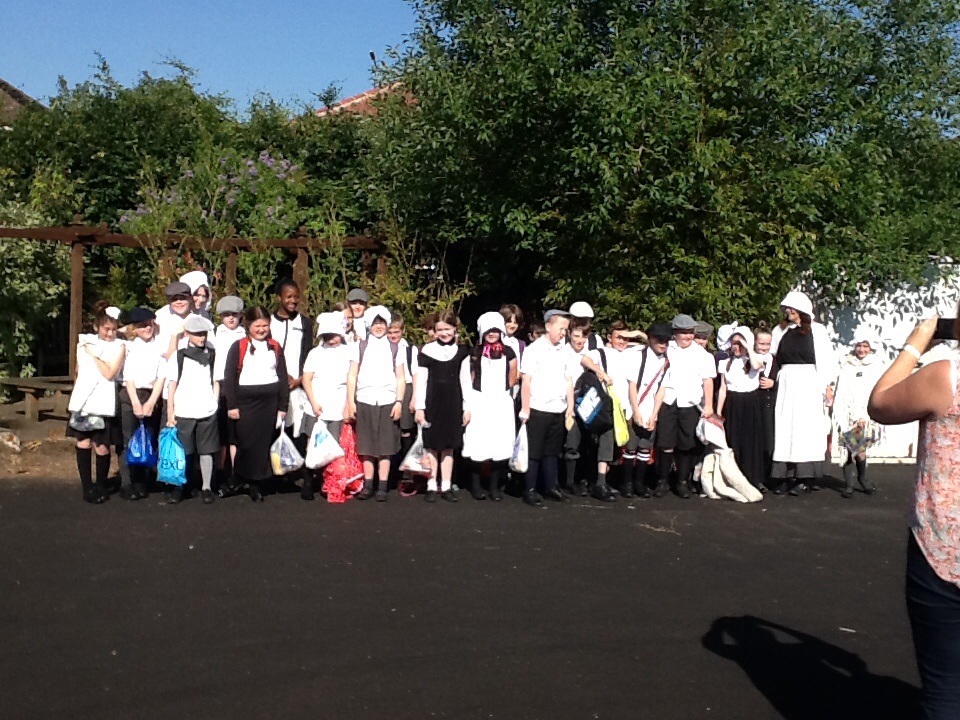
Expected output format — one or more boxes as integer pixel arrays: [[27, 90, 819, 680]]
[[322, 423, 364, 503]]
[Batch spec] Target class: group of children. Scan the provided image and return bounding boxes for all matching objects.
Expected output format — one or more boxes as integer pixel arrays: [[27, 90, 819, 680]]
[[67, 276, 881, 506]]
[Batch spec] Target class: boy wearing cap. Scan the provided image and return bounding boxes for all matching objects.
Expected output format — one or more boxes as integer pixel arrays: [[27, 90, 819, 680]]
[[165, 314, 220, 504], [650, 314, 716, 498], [627, 323, 672, 498], [347, 306, 405, 501], [213, 296, 245, 493], [347, 288, 370, 342], [118, 307, 165, 500], [569, 301, 603, 351], [580, 320, 641, 501], [518, 309, 576, 506], [302, 312, 360, 500], [694, 321, 714, 350]]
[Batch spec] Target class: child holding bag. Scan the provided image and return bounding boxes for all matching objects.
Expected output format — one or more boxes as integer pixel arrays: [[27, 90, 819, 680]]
[[118, 307, 164, 501], [165, 314, 220, 504], [415, 309, 471, 502], [222, 307, 289, 502], [68, 302, 126, 504], [301, 312, 358, 500], [461, 312, 518, 501]]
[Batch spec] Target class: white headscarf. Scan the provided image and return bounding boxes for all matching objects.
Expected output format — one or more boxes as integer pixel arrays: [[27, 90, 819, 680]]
[[179, 271, 212, 312]]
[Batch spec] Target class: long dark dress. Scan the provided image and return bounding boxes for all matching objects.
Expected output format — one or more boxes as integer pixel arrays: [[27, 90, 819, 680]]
[[223, 341, 289, 481], [418, 343, 470, 450]]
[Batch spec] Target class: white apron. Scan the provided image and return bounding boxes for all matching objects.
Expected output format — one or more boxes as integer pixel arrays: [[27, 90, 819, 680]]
[[773, 364, 828, 464]]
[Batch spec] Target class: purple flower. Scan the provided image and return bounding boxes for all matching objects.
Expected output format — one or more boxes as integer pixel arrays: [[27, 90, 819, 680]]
[[266, 206, 274, 216], [276, 173, 287, 180], [248, 168, 258, 177], [289, 165, 298, 173], [217, 174, 227, 181], [217, 186, 226, 194], [227, 197, 236, 206], [184, 170, 194, 179], [246, 159, 255, 167]]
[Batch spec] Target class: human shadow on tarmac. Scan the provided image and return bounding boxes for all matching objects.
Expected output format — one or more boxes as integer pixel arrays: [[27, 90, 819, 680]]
[[702, 615, 919, 720]]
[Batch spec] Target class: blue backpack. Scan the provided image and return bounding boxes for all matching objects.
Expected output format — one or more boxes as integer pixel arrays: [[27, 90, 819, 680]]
[[157, 427, 187, 486], [574, 349, 613, 434]]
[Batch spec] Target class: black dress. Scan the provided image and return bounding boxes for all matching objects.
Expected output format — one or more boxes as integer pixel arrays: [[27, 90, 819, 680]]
[[418, 342, 470, 450]]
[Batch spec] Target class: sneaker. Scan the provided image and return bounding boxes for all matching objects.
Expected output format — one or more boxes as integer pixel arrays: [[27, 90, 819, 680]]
[[376, 489, 388, 502], [425, 490, 438, 503], [441, 489, 459, 502], [202, 489, 215, 504]]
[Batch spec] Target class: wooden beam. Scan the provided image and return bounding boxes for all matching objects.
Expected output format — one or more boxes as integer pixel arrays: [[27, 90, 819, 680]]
[[0, 226, 381, 251], [225, 249, 238, 294], [68, 242, 84, 380], [376, 253, 388, 280], [293, 248, 309, 305]]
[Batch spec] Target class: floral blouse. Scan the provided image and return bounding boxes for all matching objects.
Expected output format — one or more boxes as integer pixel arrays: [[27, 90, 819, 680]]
[[912, 358, 960, 588]]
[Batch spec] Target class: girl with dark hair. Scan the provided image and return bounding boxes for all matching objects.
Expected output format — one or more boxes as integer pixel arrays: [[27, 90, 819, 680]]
[[223, 306, 290, 501], [461, 311, 518, 500], [415, 309, 471, 502], [717, 326, 766, 490], [769, 291, 835, 495], [67, 301, 126, 503], [499, 304, 526, 361]]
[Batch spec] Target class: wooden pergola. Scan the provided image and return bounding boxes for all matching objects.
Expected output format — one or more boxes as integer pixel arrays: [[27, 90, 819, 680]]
[[0, 224, 386, 376]]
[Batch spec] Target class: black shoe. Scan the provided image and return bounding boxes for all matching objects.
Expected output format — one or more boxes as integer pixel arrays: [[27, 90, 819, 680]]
[[120, 486, 139, 501], [470, 484, 487, 501], [82, 487, 102, 504], [543, 488, 569, 502], [590, 484, 616, 502], [757, 483, 768, 494], [634, 480, 652, 499], [357, 483, 376, 501], [376, 489, 388, 502], [675, 481, 691, 499], [488, 483, 502, 501], [132, 483, 148, 500], [860, 481, 877, 495], [522, 490, 542, 506], [425, 490, 438, 503], [652, 481, 667, 498], [166, 488, 182, 505], [841, 486, 854, 499], [301, 490, 315, 501], [202, 489, 215, 504], [788, 481, 804, 497], [576, 480, 589, 497], [249, 485, 263, 503], [808, 482, 821, 491], [441, 489, 459, 503]]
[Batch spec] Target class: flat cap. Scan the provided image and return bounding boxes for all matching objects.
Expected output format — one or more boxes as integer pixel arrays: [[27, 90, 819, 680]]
[[126, 307, 156, 325], [164, 281, 192, 299], [183, 314, 214, 334], [346, 288, 370, 304], [215, 295, 245, 315], [671, 314, 697, 331], [647, 323, 673, 340], [694, 320, 714, 338], [543, 309, 570, 322]]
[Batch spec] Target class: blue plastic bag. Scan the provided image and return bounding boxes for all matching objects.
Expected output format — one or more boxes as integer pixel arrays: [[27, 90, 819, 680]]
[[125, 420, 158, 467], [157, 427, 187, 486]]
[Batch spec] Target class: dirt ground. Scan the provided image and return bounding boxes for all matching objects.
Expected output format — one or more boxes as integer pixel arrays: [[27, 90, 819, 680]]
[[0, 396, 95, 479], [0, 461, 923, 720]]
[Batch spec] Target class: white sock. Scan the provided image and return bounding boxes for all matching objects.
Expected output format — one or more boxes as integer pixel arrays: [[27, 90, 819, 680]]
[[200, 455, 214, 491], [427, 477, 438, 492]]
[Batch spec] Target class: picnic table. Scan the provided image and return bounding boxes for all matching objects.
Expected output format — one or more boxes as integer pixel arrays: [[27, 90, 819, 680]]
[[0, 376, 73, 421]]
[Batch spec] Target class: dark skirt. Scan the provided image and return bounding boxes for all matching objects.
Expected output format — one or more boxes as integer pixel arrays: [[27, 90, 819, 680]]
[[724, 389, 766, 487], [233, 384, 281, 481]]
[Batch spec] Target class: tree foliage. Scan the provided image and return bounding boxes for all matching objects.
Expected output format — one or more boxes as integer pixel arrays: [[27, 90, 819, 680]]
[[371, 0, 960, 326]]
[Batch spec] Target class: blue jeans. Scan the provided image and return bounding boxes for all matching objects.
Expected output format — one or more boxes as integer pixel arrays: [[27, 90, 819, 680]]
[[907, 532, 960, 720]]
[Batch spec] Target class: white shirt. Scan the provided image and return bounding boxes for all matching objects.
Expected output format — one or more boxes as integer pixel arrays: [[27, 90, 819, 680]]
[[662, 341, 716, 408], [628, 346, 668, 421], [68, 335, 123, 417], [833, 354, 885, 430], [166, 343, 218, 419], [586, 346, 639, 419], [564, 345, 587, 385], [213, 324, 245, 382], [238, 339, 280, 386], [122, 337, 164, 389], [355, 335, 401, 406], [719, 356, 761, 393], [304, 343, 358, 421], [519, 336, 571, 414], [270, 314, 306, 378]]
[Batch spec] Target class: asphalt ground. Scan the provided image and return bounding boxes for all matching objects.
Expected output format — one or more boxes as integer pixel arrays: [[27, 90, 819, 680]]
[[0, 467, 921, 720]]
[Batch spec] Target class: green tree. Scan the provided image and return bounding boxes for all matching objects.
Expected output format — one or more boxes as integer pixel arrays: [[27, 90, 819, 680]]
[[371, 0, 960, 327]]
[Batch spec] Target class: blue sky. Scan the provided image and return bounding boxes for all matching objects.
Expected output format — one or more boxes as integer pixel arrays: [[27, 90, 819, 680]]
[[3, 0, 417, 109]]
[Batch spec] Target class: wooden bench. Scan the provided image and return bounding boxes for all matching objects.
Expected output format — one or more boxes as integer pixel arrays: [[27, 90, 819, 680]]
[[0, 376, 73, 421]]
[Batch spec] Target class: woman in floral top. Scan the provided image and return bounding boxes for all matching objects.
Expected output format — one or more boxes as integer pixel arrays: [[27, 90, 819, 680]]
[[869, 315, 960, 720]]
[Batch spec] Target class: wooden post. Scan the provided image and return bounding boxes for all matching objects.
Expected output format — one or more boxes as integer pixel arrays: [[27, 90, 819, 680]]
[[376, 253, 388, 280], [361, 250, 373, 278], [293, 248, 309, 305], [68, 241, 84, 380], [225, 248, 238, 294]]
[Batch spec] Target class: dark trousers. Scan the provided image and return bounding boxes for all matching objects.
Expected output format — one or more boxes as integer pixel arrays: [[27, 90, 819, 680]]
[[119, 387, 161, 489], [907, 532, 960, 720]]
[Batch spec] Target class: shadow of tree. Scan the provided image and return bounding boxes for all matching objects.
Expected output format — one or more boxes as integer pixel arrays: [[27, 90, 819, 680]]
[[702, 615, 919, 720]]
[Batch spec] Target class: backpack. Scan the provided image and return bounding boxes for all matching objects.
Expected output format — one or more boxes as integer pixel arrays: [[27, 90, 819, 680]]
[[636, 347, 668, 406], [359, 338, 400, 368], [574, 348, 613, 434], [237, 337, 282, 374], [176, 347, 216, 384]]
